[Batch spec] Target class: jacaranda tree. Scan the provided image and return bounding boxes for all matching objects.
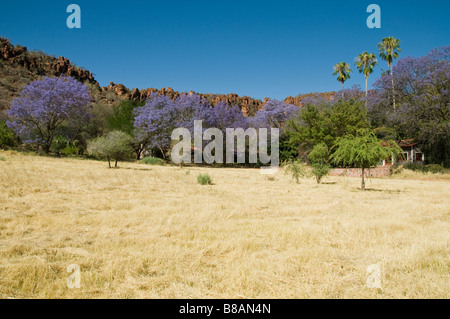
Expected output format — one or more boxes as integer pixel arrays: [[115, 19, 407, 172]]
[[134, 93, 178, 158], [7, 76, 91, 153], [249, 99, 299, 161], [369, 46, 450, 166]]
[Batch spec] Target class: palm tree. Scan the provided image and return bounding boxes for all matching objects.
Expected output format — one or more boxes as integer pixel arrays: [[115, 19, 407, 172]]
[[378, 37, 401, 110], [355, 52, 378, 103], [333, 62, 352, 99]]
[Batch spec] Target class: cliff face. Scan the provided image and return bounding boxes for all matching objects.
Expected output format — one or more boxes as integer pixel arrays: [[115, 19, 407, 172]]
[[1, 37, 336, 117], [0, 37, 99, 113]]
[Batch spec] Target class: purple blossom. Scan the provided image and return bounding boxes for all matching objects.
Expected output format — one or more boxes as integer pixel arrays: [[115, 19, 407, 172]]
[[249, 99, 299, 134], [7, 76, 92, 152]]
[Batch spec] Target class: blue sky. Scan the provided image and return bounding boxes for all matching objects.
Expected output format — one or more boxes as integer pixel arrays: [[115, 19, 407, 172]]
[[1, 0, 449, 100]]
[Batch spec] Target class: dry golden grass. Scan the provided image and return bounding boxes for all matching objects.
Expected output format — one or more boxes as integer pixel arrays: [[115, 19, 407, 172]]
[[0, 150, 449, 299]]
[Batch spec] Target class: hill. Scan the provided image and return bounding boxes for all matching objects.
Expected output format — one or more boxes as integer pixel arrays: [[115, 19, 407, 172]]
[[0, 37, 336, 118]]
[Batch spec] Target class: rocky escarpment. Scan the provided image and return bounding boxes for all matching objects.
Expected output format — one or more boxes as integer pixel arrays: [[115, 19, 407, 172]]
[[0, 37, 97, 85], [1, 37, 336, 117]]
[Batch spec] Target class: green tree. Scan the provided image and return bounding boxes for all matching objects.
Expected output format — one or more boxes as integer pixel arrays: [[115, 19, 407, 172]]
[[378, 37, 402, 110], [332, 130, 402, 190], [333, 62, 352, 99], [87, 130, 133, 168], [355, 52, 378, 100], [284, 159, 308, 184], [287, 100, 369, 155], [308, 143, 331, 184], [107, 100, 148, 160], [0, 122, 17, 148]]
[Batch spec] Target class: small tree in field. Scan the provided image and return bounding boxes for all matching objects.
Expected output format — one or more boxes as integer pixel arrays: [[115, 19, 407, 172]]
[[7, 76, 91, 153], [284, 159, 308, 184], [308, 143, 330, 184], [332, 130, 401, 190], [87, 131, 133, 168]]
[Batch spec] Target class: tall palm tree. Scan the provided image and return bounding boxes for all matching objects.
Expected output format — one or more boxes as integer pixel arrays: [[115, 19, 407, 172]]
[[355, 52, 378, 102], [333, 62, 352, 99], [378, 37, 401, 110]]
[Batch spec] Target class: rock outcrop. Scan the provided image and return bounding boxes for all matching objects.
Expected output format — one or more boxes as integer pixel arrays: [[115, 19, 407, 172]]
[[1, 37, 337, 116]]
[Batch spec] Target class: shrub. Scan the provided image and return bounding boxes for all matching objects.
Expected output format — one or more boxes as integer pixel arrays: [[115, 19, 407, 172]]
[[51, 136, 82, 156], [284, 159, 308, 183], [426, 164, 446, 174], [61, 143, 82, 156], [404, 163, 446, 174], [308, 143, 331, 184], [0, 122, 17, 148], [141, 156, 164, 165], [87, 131, 134, 168], [197, 173, 213, 185], [390, 165, 404, 175], [0, 156, 5, 161]]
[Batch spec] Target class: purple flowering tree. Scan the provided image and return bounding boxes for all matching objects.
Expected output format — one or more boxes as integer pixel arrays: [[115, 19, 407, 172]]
[[249, 99, 299, 134], [369, 46, 450, 165], [7, 76, 91, 153], [174, 93, 212, 132], [134, 93, 178, 157], [206, 101, 248, 131]]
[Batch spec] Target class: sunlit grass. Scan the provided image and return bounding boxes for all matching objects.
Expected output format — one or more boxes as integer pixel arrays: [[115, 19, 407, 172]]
[[0, 150, 449, 298]]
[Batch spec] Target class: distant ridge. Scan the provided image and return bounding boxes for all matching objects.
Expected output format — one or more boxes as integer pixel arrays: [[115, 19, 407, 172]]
[[0, 37, 336, 117]]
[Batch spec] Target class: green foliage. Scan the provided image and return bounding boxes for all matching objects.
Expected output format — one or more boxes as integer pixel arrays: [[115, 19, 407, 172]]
[[284, 159, 308, 184], [332, 130, 400, 168], [0, 156, 5, 161], [311, 164, 331, 184], [107, 100, 143, 135], [87, 131, 134, 168], [51, 135, 82, 156], [141, 156, 164, 165], [0, 122, 17, 148], [404, 163, 446, 174], [332, 130, 402, 190], [308, 143, 331, 183], [107, 100, 149, 160], [287, 100, 369, 155], [279, 135, 298, 162], [197, 173, 213, 185]]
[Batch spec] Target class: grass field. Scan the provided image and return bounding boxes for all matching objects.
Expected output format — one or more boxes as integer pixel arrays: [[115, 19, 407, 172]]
[[0, 150, 449, 299]]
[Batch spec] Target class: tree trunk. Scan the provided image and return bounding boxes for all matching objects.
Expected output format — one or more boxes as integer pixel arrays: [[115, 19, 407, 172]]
[[391, 64, 396, 111], [361, 167, 366, 191], [136, 149, 142, 161], [342, 82, 345, 99], [365, 76, 368, 107], [115, 159, 118, 168], [107, 156, 111, 168], [43, 144, 51, 154]]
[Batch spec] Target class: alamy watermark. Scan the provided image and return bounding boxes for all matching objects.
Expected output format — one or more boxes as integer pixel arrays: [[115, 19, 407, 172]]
[[366, 263, 382, 289], [67, 264, 81, 289], [66, 4, 381, 30], [171, 121, 279, 174]]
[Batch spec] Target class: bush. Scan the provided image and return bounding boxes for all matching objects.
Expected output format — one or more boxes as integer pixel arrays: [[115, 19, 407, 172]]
[[0, 122, 17, 148], [61, 143, 82, 156], [197, 173, 213, 185], [0, 156, 5, 161], [308, 143, 331, 183], [141, 156, 164, 165], [284, 159, 308, 183], [51, 135, 82, 156], [87, 131, 134, 168], [390, 165, 404, 175], [404, 163, 446, 174]]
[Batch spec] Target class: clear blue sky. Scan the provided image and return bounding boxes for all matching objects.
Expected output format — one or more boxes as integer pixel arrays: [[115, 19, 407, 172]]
[[1, 0, 449, 100]]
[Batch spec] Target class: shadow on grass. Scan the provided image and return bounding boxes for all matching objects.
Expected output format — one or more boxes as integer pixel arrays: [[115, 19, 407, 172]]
[[119, 167, 153, 172], [353, 188, 401, 193]]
